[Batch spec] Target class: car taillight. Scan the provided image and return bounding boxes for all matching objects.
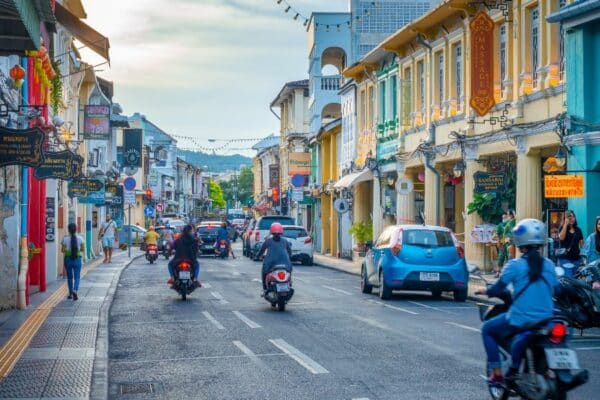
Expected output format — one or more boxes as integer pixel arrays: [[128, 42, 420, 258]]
[[304, 237, 312, 244], [179, 262, 190, 270], [456, 246, 465, 258], [549, 323, 567, 344], [391, 243, 402, 256], [254, 231, 260, 241]]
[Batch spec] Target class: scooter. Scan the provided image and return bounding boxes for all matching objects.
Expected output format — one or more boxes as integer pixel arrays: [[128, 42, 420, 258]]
[[216, 240, 229, 259], [263, 265, 294, 311], [145, 244, 158, 264], [171, 259, 197, 301], [472, 266, 588, 400], [161, 240, 172, 259]]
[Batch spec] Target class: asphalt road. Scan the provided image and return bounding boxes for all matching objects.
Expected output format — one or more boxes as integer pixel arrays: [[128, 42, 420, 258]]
[[107, 244, 600, 400]]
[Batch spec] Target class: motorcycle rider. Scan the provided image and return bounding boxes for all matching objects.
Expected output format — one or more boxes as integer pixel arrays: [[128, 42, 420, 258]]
[[167, 224, 200, 286], [216, 221, 235, 259], [160, 224, 175, 254], [475, 218, 559, 387], [143, 226, 160, 247], [256, 223, 292, 291]]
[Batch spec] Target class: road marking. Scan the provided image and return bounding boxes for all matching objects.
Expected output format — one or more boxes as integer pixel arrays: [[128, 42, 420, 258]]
[[233, 311, 261, 329], [352, 398, 371, 400], [322, 285, 351, 295], [269, 339, 329, 374], [202, 282, 212, 289], [574, 347, 600, 351], [353, 315, 390, 331], [294, 277, 308, 283], [252, 278, 262, 283], [368, 299, 419, 315], [233, 340, 265, 366], [445, 322, 480, 333], [202, 311, 225, 330], [211, 291, 229, 304], [408, 301, 457, 315], [232, 271, 241, 276]]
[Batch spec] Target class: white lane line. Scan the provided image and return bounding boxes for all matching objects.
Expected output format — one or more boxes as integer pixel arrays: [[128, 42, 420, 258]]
[[352, 398, 371, 400], [294, 277, 308, 283], [233, 340, 265, 366], [202, 282, 212, 289], [368, 299, 419, 315], [232, 271, 241, 276], [408, 301, 457, 315], [353, 315, 390, 331], [269, 339, 329, 374], [445, 322, 480, 333], [252, 278, 262, 283], [211, 291, 229, 304], [574, 347, 600, 351], [322, 285, 352, 295], [233, 311, 262, 329], [202, 311, 225, 330]]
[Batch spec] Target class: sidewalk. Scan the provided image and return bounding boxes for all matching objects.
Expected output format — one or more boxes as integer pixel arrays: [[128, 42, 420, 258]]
[[0, 249, 142, 400]]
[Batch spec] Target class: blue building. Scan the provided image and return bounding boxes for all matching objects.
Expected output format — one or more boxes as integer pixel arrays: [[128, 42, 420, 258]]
[[548, 0, 600, 236]]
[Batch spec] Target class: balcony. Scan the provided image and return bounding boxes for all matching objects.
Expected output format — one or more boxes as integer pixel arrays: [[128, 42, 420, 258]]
[[319, 75, 342, 91]]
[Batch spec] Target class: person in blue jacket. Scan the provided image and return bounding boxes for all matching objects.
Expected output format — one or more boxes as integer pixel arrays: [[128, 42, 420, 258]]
[[475, 218, 559, 386]]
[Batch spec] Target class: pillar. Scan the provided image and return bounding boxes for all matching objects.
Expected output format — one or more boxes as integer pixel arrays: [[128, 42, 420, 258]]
[[463, 145, 485, 267], [396, 170, 416, 224], [515, 139, 542, 220], [424, 160, 439, 225], [373, 176, 383, 239]]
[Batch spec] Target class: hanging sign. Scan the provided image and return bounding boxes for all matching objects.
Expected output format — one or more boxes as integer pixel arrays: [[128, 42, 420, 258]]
[[291, 187, 304, 202], [68, 178, 105, 204], [34, 150, 76, 180], [396, 177, 414, 195], [83, 105, 110, 140], [289, 153, 311, 175], [544, 175, 584, 198], [71, 155, 84, 179], [469, 11, 496, 116], [105, 183, 123, 206], [123, 128, 143, 168], [0, 126, 44, 167], [473, 171, 506, 193], [334, 198, 349, 214], [45, 197, 55, 242]]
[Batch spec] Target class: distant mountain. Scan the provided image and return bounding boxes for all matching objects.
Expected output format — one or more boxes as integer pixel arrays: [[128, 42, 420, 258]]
[[177, 149, 252, 173]]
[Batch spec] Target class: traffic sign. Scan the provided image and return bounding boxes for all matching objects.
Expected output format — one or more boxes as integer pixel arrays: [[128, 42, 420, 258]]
[[144, 206, 155, 217], [124, 166, 138, 176], [156, 203, 164, 212], [124, 190, 135, 205], [290, 174, 306, 188], [123, 177, 136, 191]]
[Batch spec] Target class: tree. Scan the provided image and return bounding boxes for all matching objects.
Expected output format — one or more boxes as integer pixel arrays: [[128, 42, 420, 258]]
[[208, 179, 226, 208], [219, 166, 254, 207]]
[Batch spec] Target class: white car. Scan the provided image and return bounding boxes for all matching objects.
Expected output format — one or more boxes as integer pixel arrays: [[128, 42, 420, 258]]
[[282, 225, 313, 266], [248, 216, 296, 258]]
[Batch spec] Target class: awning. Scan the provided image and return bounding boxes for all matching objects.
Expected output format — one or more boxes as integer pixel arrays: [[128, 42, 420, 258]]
[[0, 0, 56, 53], [54, 3, 110, 62], [333, 169, 373, 189]]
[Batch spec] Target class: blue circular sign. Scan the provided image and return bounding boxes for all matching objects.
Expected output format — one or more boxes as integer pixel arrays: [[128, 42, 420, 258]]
[[123, 177, 136, 191], [291, 174, 306, 188], [144, 206, 155, 217]]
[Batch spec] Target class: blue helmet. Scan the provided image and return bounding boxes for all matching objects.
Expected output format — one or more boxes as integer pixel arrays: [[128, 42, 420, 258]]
[[511, 218, 547, 247]]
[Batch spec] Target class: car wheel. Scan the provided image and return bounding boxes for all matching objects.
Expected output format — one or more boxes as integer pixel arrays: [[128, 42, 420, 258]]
[[301, 257, 313, 266], [431, 289, 442, 298], [361, 265, 373, 294], [453, 288, 468, 302], [378, 270, 391, 300]]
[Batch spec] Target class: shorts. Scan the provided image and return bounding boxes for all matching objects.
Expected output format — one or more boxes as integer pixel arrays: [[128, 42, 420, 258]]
[[102, 236, 115, 249]]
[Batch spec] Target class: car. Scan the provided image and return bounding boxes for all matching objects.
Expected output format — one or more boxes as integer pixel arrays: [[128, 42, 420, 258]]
[[196, 223, 219, 255], [242, 219, 257, 257], [282, 225, 313, 265], [164, 219, 186, 232], [361, 224, 468, 302], [248, 215, 296, 258], [120, 225, 147, 247]]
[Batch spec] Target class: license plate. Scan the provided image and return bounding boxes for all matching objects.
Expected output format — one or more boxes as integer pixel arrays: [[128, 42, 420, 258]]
[[149, 251, 156, 254], [420, 272, 440, 281], [545, 348, 580, 370], [276, 283, 289, 292], [179, 271, 191, 280]]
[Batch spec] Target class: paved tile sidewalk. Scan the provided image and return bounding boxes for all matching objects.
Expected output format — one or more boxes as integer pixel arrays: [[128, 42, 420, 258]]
[[0, 250, 141, 400]]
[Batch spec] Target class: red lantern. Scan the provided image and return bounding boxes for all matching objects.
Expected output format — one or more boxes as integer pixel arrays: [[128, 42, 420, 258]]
[[38, 45, 47, 59], [9, 64, 25, 87]]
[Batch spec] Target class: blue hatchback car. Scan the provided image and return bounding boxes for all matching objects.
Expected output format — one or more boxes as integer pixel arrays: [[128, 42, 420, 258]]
[[361, 225, 469, 302]]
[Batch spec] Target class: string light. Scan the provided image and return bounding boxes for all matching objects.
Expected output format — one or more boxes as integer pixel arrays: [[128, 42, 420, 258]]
[[274, 0, 380, 30]]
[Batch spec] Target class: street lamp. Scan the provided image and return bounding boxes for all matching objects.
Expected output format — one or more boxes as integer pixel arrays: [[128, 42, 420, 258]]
[[453, 160, 466, 178]]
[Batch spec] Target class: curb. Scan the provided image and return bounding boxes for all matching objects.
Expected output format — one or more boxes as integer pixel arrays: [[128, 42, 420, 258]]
[[313, 260, 360, 277], [90, 253, 144, 400]]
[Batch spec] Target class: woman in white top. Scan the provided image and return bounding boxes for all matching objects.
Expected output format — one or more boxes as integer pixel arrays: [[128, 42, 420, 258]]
[[61, 223, 85, 300]]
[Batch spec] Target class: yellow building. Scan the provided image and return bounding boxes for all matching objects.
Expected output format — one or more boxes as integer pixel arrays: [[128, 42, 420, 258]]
[[318, 119, 342, 256], [345, 0, 567, 269]]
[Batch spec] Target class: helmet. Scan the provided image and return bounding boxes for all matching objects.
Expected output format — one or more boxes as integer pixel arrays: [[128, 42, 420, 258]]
[[270, 222, 283, 234], [511, 218, 547, 247], [149, 225, 155, 231]]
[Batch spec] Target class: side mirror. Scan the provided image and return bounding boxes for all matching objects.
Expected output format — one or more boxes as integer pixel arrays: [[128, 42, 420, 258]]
[[555, 266, 565, 277]]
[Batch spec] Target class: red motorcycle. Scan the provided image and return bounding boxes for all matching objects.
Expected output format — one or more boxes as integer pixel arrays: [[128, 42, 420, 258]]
[[171, 259, 197, 301], [216, 240, 229, 259], [145, 244, 158, 264]]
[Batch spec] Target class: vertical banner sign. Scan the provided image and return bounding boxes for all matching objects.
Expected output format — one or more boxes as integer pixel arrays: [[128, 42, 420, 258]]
[[269, 164, 280, 189], [83, 105, 111, 140], [469, 11, 496, 116], [123, 128, 143, 168], [45, 197, 55, 242]]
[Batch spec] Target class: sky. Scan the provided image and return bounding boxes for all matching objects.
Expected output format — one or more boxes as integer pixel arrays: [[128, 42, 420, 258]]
[[80, 0, 348, 156]]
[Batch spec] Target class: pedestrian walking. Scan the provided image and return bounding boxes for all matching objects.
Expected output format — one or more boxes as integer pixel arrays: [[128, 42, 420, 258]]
[[556, 210, 584, 276], [582, 216, 600, 263], [99, 214, 118, 263], [61, 223, 84, 300], [504, 210, 517, 260], [493, 212, 508, 277]]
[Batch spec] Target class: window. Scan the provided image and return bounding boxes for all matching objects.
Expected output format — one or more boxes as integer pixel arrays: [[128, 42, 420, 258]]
[[402, 229, 454, 247], [558, 0, 566, 73], [401, 68, 412, 126], [379, 80, 386, 123], [375, 227, 394, 247], [391, 75, 397, 119], [531, 6, 539, 85], [283, 227, 309, 239], [360, 89, 366, 130], [499, 24, 507, 89], [437, 52, 444, 107], [368, 86, 375, 128], [418, 61, 425, 110], [455, 44, 462, 99]]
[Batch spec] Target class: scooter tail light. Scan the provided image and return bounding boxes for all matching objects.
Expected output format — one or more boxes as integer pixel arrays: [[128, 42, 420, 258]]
[[549, 323, 567, 344], [277, 271, 286, 280], [179, 262, 190, 271]]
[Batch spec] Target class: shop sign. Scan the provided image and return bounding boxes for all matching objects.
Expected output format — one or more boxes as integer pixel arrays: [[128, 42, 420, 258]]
[[288, 153, 311, 175], [45, 197, 55, 242], [396, 178, 414, 195], [544, 175, 584, 198], [83, 105, 110, 140], [376, 138, 398, 161], [71, 155, 84, 179], [105, 183, 123, 206], [68, 178, 105, 204], [123, 128, 143, 168], [473, 171, 506, 193], [0, 126, 44, 168], [34, 150, 78, 180], [269, 164, 279, 188], [469, 11, 496, 116], [355, 130, 376, 168]]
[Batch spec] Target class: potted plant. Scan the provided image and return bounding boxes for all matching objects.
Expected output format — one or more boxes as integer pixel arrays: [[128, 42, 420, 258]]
[[349, 220, 373, 256]]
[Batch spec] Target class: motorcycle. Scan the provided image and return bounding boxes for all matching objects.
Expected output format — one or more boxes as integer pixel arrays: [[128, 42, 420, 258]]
[[145, 243, 158, 264], [472, 267, 588, 400], [263, 265, 294, 311], [171, 259, 197, 301], [554, 272, 600, 331], [216, 240, 229, 259], [161, 240, 172, 259]]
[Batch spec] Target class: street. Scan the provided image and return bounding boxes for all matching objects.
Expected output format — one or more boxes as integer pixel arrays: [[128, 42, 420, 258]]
[[107, 244, 600, 400]]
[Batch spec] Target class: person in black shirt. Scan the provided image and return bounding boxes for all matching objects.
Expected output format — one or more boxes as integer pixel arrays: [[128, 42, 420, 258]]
[[168, 224, 200, 286], [557, 210, 584, 276]]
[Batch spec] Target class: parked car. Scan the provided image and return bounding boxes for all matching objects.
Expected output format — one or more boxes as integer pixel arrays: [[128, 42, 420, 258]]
[[282, 225, 313, 265], [242, 219, 257, 257], [120, 225, 147, 247], [361, 224, 468, 302], [196, 222, 220, 255], [248, 215, 296, 259]]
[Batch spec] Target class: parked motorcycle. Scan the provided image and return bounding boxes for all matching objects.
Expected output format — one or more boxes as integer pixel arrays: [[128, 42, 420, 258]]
[[161, 240, 172, 259], [216, 240, 228, 259], [145, 244, 158, 264], [473, 267, 588, 400], [555, 273, 600, 331], [171, 259, 197, 301], [263, 265, 294, 311]]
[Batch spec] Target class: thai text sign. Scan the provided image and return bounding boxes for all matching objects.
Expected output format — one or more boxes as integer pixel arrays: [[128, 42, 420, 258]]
[[470, 12, 496, 116], [474, 171, 506, 193], [376, 138, 398, 161], [0, 126, 44, 167], [34, 150, 77, 180], [544, 175, 584, 198], [288, 152, 310, 175], [68, 178, 105, 204], [83, 105, 110, 140]]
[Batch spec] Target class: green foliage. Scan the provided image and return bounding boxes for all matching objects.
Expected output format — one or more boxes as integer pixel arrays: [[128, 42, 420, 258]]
[[50, 59, 63, 115], [208, 179, 226, 208], [348, 220, 373, 245], [177, 149, 251, 173], [220, 166, 254, 206], [467, 169, 516, 224]]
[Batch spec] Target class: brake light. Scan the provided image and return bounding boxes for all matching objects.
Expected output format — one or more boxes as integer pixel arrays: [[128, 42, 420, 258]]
[[456, 246, 465, 258], [220, 240, 227, 245], [277, 271, 286, 280], [254, 231, 260, 241], [391, 243, 402, 256], [179, 262, 190, 271], [304, 237, 312, 244], [549, 323, 567, 344]]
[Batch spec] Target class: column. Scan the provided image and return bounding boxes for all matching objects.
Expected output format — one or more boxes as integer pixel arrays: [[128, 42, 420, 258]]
[[463, 145, 485, 267], [515, 139, 542, 220], [424, 158, 439, 225], [373, 176, 383, 239]]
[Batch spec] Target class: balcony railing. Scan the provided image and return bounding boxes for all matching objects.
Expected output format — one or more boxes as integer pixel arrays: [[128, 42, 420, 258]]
[[320, 75, 342, 91]]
